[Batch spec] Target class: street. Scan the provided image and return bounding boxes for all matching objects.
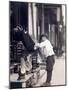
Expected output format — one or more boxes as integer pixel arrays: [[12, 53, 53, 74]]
[[10, 53, 66, 88]]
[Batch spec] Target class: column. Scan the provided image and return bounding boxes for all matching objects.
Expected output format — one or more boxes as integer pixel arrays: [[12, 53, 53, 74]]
[[49, 24, 51, 41], [41, 5, 44, 34], [28, 3, 32, 37], [57, 7, 60, 47], [33, 3, 37, 42]]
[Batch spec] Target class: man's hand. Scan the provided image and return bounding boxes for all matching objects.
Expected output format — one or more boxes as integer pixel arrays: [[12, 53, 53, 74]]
[[34, 43, 40, 50]]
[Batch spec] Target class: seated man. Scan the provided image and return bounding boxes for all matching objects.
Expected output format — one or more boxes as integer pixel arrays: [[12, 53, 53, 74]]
[[13, 26, 38, 80]]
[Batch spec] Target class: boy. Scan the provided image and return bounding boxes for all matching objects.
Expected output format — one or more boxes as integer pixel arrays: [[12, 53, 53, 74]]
[[35, 34, 55, 86]]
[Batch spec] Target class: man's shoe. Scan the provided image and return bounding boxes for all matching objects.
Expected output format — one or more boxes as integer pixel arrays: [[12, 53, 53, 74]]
[[17, 73, 25, 80]]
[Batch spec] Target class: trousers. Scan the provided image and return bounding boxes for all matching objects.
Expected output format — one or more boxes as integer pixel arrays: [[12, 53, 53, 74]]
[[46, 55, 55, 82]]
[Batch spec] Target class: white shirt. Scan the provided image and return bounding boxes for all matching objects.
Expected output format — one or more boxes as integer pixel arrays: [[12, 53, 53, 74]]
[[38, 39, 55, 57]]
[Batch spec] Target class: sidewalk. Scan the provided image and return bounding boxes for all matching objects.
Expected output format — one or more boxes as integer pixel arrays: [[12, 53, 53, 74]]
[[35, 53, 66, 86], [51, 53, 65, 86]]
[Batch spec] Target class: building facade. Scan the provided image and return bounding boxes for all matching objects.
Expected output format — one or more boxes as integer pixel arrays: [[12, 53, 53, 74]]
[[28, 3, 65, 55], [10, 2, 65, 61]]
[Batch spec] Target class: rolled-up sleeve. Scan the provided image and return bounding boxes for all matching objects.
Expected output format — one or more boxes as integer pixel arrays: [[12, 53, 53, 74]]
[[38, 41, 46, 48]]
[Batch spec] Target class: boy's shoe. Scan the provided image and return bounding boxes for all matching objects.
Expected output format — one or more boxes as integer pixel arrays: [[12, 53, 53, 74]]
[[42, 82, 51, 87], [45, 82, 51, 86]]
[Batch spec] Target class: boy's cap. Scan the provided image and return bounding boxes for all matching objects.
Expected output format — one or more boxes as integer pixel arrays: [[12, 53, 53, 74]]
[[40, 34, 48, 39]]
